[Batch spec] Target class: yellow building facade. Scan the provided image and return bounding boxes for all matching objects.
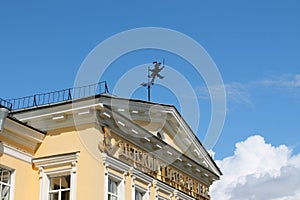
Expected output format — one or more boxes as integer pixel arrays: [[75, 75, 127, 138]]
[[0, 89, 221, 200]]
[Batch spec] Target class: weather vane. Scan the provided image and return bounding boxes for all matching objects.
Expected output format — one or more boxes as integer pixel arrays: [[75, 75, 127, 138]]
[[141, 60, 165, 102]]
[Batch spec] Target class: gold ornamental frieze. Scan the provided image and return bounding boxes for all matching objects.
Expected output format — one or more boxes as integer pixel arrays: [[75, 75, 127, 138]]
[[98, 127, 210, 199]]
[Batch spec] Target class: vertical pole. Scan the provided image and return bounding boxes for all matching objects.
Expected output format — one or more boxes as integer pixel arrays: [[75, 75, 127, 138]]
[[148, 84, 151, 102], [147, 65, 151, 102], [33, 95, 37, 106], [68, 89, 72, 100]]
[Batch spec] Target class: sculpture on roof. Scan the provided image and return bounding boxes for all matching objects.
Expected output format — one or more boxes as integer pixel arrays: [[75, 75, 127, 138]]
[[141, 60, 165, 101], [149, 61, 165, 84]]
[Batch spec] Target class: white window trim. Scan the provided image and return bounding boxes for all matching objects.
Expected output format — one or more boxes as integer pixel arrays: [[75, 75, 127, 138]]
[[134, 184, 149, 200], [102, 153, 131, 200], [48, 173, 71, 200], [32, 151, 79, 200], [104, 166, 126, 200], [39, 166, 76, 200], [154, 180, 174, 200], [131, 168, 153, 200], [107, 178, 118, 199], [0, 142, 32, 163], [0, 165, 16, 200], [108, 175, 121, 199], [10, 169, 16, 200]]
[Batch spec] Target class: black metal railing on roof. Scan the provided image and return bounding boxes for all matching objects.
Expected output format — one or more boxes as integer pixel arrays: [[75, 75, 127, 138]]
[[0, 98, 13, 110], [3, 81, 109, 111]]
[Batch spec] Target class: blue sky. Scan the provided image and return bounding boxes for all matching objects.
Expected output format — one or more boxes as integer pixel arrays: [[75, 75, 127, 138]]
[[2, 1, 300, 199], [1, 1, 299, 163], [0, 0, 300, 159]]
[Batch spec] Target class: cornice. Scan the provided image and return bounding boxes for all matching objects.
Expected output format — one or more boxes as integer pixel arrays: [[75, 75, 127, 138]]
[[1, 118, 45, 152], [4, 118, 44, 142], [32, 151, 80, 169], [0, 141, 33, 163], [130, 168, 154, 184], [101, 153, 131, 173], [154, 179, 174, 194]]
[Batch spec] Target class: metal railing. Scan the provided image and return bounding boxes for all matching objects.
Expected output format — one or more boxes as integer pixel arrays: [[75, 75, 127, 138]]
[[3, 81, 109, 111], [0, 98, 13, 110]]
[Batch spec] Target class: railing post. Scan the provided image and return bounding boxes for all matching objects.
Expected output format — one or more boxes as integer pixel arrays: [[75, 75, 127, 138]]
[[105, 82, 109, 93], [68, 88, 72, 100], [33, 95, 37, 107]]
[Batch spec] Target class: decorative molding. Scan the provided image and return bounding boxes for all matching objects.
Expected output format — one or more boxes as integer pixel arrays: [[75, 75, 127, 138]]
[[33, 151, 80, 169], [38, 167, 44, 179], [103, 161, 126, 200], [102, 153, 155, 186], [35, 152, 79, 200], [101, 153, 131, 173], [1, 118, 45, 152], [130, 168, 154, 186], [0, 142, 32, 163], [15, 101, 104, 121], [102, 100, 221, 181], [155, 180, 174, 195], [99, 107, 216, 185], [14, 102, 104, 131], [166, 108, 222, 177], [174, 190, 195, 200], [3, 118, 44, 142]]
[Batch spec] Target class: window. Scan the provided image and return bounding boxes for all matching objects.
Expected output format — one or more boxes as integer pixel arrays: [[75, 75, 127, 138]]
[[135, 190, 144, 200], [108, 178, 119, 200], [105, 172, 125, 200], [33, 151, 79, 200], [0, 167, 12, 200], [131, 172, 152, 200], [48, 175, 71, 200]]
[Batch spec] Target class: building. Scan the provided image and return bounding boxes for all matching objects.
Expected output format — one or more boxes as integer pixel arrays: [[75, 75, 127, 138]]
[[0, 82, 221, 200]]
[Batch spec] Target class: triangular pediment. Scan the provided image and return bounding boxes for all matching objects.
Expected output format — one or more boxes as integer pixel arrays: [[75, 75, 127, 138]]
[[99, 95, 222, 178]]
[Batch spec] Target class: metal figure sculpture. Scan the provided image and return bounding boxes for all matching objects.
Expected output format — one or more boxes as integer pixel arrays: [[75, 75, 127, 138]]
[[149, 61, 165, 84], [141, 60, 165, 101]]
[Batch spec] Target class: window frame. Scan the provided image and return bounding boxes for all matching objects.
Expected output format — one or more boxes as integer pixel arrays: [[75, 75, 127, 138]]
[[105, 170, 125, 200], [48, 174, 71, 200], [108, 177, 119, 200], [134, 188, 145, 200], [0, 165, 15, 200], [154, 180, 174, 200], [42, 169, 73, 200], [131, 170, 153, 200], [32, 151, 79, 200]]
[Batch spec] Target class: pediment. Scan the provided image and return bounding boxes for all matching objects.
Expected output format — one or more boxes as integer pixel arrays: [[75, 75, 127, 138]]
[[98, 96, 222, 178]]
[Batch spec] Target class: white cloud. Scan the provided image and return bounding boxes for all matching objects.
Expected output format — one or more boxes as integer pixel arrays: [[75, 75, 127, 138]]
[[258, 74, 300, 88], [211, 135, 300, 200], [196, 73, 300, 105], [196, 82, 252, 106], [225, 82, 252, 106]]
